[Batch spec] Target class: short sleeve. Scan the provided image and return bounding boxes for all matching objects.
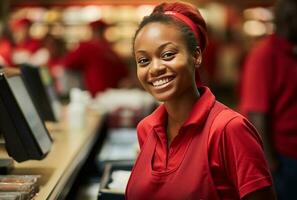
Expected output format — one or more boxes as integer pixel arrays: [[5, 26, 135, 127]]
[[220, 116, 272, 198], [239, 39, 274, 115]]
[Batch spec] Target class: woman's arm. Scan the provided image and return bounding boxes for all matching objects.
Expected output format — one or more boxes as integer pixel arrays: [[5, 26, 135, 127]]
[[218, 116, 275, 199]]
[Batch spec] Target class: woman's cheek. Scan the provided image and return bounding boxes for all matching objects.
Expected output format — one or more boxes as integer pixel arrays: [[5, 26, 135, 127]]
[[137, 68, 147, 88]]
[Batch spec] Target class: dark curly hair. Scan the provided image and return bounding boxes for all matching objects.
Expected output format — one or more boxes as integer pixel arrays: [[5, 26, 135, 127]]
[[133, 2, 208, 55], [133, 13, 198, 56]]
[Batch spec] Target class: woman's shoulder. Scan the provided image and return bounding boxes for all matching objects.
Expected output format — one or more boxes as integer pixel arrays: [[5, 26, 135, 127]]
[[210, 104, 262, 146], [210, 102, 242, 129]]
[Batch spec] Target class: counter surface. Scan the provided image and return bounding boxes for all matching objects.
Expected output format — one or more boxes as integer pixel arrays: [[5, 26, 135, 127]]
[[0, 108, 102, 200]]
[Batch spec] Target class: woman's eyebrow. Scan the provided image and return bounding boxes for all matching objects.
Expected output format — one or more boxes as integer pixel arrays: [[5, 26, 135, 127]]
[[157, 42, 175, 51], [135, 50, 146, 54], [135, 42, 176, 54]]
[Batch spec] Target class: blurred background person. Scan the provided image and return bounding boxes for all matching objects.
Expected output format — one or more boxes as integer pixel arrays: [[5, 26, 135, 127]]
[[0, 24, 13, 67], [62, 19, 129, 97], [42, 33, 67, 94], [239, 0, 297, 199], [10, 17, 44, 65], [43, 33, 67, 70]]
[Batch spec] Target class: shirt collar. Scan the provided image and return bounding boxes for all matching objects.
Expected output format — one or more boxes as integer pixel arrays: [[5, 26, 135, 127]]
[[148, 103, 167, 128], [148, 86, 216, 128], [183, 86, 215, 126]]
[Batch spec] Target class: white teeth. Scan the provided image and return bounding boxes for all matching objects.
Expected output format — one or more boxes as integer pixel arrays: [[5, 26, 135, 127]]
[[152, 78, 170, 86]]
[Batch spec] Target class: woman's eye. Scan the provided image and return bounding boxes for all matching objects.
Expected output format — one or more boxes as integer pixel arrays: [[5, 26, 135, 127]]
[[162, 52, 175, 60], [137, 58, 149, 66]]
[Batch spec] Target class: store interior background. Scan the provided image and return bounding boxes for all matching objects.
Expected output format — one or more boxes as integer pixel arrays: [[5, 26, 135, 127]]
[[0, 0, 276, 199], [1, 0, 276, 108]]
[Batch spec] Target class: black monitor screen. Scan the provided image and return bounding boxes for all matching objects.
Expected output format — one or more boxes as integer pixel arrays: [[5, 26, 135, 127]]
[[0, 72, 52, 162], [20, 65, 61, 122]]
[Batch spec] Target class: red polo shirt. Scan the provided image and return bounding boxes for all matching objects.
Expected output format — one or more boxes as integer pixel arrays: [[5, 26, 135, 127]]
[[126, 87, 272, 200], [239, 34, 297, 159], [0, 38, 13, 66], [16, 38, 41, 53]]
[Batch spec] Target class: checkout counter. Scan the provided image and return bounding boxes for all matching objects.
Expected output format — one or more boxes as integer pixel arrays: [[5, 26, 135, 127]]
[[0, 107, 104, 200], [0, 67, 105, 199]]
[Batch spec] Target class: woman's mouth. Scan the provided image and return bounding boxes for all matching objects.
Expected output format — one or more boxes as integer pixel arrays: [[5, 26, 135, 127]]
[[151, 77, 174, 88]]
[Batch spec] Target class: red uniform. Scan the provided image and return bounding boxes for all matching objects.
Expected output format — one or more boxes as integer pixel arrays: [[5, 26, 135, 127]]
[[10, 18, 42, 66], [239, 34, 297, 159], [15, 38, 41, 53], [63, 38, 128, 96], [126, 87, 272, 200], [0, 38, 13, 66]]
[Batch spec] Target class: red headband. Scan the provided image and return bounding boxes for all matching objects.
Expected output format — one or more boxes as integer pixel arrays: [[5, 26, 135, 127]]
[[164, 11, 200, 42]]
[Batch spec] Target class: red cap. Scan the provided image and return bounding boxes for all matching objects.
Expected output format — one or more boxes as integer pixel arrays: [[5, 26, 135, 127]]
[[152, 2, 208, 52], [11, 18, 32, 31], [89, 19, 109, 30]]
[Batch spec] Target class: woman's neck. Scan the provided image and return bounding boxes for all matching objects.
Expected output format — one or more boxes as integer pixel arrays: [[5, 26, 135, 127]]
[[164, 87, 200, 145]]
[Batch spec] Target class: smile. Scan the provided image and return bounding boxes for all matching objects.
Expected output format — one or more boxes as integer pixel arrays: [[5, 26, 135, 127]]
[[151, 77, 174, 88]]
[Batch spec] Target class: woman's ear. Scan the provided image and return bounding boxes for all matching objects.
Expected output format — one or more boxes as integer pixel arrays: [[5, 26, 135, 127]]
[[193, 47, 202, 68]]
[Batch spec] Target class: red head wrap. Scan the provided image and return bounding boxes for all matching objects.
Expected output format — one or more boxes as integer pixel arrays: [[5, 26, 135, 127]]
[[152, 2, 208, 52], [11, 18, 32, 31]]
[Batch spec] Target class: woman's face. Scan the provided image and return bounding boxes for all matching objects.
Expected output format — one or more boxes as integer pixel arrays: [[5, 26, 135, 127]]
[[134, 22, 198, 102]]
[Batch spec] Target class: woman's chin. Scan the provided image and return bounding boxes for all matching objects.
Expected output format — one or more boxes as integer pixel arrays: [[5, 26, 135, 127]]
[[151, 91, 176, 103]]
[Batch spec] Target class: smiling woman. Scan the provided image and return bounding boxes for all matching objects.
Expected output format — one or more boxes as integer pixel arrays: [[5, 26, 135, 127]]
[[125, 1, 276, 200], [135, 23, 198, 102]]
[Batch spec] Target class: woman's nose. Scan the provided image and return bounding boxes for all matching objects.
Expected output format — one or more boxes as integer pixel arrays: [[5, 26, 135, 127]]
[[149, 59, 166, 77]]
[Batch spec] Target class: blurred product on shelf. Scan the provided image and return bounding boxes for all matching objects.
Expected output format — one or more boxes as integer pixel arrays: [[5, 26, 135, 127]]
[[99, 161, 133, 200], [98, 128, 138, 163], [94, 88, 156, 128], [67, 88, 91, 130], [108, 170, 131, 193], [0, 175, 40, 200]]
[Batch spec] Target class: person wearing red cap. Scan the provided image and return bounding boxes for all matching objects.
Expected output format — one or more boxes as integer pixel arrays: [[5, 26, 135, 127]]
[[125, 2, 276, 200], [239, 0, 297, 199], [62, 19, 128, 97], [0, 26, 14, 67], [11, 18, 42, 65]]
